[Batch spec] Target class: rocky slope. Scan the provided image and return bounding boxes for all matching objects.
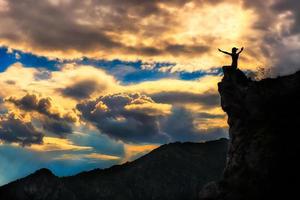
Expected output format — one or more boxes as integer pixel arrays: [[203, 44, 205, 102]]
[[200, 67, 300, 200], [0, 139, 228, 200]]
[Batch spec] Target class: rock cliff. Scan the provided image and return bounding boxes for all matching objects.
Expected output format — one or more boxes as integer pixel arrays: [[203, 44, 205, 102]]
[[200, 66, 300, 199]]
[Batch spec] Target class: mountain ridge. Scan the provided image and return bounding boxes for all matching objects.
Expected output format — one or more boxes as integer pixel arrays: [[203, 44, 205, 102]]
[[0, 139, 228, 200]]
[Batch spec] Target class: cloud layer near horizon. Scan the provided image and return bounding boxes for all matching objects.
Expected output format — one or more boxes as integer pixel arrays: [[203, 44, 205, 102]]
[[0, 63, 226, 145], [0, 62, 227, 185]]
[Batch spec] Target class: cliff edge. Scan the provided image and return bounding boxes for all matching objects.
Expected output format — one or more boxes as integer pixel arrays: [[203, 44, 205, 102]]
[[200, 66, 300, 199]]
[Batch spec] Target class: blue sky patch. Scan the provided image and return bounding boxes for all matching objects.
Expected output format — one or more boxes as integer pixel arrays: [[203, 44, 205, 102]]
[[0, 46, 222, 83], [0, 46, 60, 72]]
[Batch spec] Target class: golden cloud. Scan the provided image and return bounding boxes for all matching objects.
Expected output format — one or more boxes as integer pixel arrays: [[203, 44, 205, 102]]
[[28, 137, 92, 152], [123, 143, 159, 162], [0, 0, 272, 71], [0, 63, 227, 146], [54, 153, 120, 161]]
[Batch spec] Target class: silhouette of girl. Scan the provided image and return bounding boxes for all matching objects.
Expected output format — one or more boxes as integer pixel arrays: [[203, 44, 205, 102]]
[[218, 47, 244, 69]]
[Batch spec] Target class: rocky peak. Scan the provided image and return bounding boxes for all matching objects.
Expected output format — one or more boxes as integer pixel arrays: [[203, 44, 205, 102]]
[[200, 66, 300, 199]]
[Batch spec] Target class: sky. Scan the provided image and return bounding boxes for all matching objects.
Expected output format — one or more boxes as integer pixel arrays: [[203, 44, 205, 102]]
[[0, 0, 300, 185]]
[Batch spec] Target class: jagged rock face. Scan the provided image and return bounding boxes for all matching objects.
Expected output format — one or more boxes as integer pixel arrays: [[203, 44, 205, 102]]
[[0, 139, 228, 200], [202, 67, 300, 200]]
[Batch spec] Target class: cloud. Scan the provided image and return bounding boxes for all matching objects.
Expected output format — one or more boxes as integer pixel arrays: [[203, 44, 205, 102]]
[[269, 0, 300, 75], [123, 143, 159, 162], [271, 0, 300, 34], [60, 79, 106, 100], [68, 131, 125, 157], [0, 63, 119, 111], [0, 0, 262, 71], [41, 118, 73, 136], [7, 94, 57, 118], [34, 69, 52, 80], [52, 64, 118, 101], [123, 44, 211, 57], [0, 0, 207, 56], [0, 0, 122, 52], [0, 61, 230, 185], [29, 136, 92, 152], [165, 44, 210, 56], [6, 94, 76, 136], [7, 93, 77, 123], [0, 63, 226, 145], [151, 90, 219, 108], [1, 0, 300, 75], [77, 93, 171, 143], [4, 80, 16, 85], [240, 0, 300, 76], [196, 112, 225, 119], [0, 113, 43, 146], [77, 92, 226, 144], [54, 153, 120, 161], [161, 107, 227, 142]]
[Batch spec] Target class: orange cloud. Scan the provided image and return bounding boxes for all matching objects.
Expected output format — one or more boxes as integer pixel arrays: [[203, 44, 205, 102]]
[[123, 143, 159, 162], [0, 0, 267, 71], [28, 137, 92, 152]]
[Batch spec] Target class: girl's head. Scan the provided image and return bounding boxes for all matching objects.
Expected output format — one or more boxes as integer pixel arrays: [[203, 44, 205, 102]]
[[232, 47, 238, 53]]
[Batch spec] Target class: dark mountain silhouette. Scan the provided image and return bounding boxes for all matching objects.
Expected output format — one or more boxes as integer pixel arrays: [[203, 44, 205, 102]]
[[0, 139, 228, 200], [200, 66, 300, 200]]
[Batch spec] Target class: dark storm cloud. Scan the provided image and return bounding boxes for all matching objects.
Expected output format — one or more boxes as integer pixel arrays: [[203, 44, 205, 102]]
[[269, 0, 300, 73], [7, 94, 60, 120], [271, 0, 300, 34], [0, 0, 216, 57], [41, 118, 72, 136], [241, 0, 273, 31], [151, 91, 220, 108], [77, 93, 168, 143], [0, 114, 43, 146], [77, 93, 226, 144], [60, 79, 103, 100], [1, 0, 299, 73], [241, 0, 300, 75], [0, 0, 122, 51], [7, 94, 75, 136], [242, 0, 300, 34]]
